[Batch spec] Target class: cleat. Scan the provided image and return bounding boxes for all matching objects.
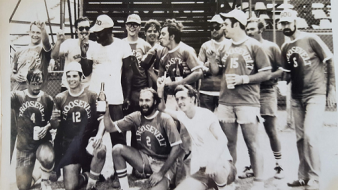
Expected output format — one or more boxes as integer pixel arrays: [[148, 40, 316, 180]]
[[238, 166, 254, 179], [287, 179, 309, 187], [274, 165, 284, 179]]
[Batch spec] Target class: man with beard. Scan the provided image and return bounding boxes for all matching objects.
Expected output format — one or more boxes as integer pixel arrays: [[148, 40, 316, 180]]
[[198, 14, 230, 111], [278, 9, 336, 190], [11, 68, 54, 190], [123, 14, 152, 114], [208, 9, 271, 190], [51, 17, 99, 91], [80, 14, 134, 152], [103, 88, 183, 190], [238, 18, 284, 179]]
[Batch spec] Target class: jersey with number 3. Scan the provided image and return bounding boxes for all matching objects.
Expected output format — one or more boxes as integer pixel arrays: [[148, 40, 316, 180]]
[[281, 33, 332, 98], [115, 111, 182, 160], [217, 37, 271, 106], [11, 90, 53, 151], [54, 88, 97, 140]]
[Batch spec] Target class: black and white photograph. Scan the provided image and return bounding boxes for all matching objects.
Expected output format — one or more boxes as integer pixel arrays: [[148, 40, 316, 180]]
[[1, 0, 338, 190]]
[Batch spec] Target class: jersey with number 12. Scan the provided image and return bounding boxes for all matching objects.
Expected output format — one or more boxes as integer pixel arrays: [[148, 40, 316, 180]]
[[53, 88, 97, 140]]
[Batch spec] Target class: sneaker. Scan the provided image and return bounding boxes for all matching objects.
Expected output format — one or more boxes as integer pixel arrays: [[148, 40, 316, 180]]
[[287, 179, 309, 187], [238, 166, 255, 179], [40, 179, 52, 190], [274, 165, 284, 179], [306, 179, 319, 190]]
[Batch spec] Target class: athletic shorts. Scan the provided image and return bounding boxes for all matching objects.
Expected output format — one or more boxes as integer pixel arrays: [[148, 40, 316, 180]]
[[191, 160, 236, 188], [16, 149, 36, 168], [215, 104, 261, 124], [139, 151, 176, 181], [260, 86, 277, 116]]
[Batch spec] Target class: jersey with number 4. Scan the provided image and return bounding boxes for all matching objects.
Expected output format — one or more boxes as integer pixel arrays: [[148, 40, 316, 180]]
[[217, 37, 271, 106], [11, 90, 53, 151], [54, 88, 97, 140], [281, 32, 333, 99], [115, 111, 182, 160]]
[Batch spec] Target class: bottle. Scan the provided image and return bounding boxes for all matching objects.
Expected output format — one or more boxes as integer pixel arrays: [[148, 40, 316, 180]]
[[175, 61, 183, 82], [97, 82, 106, 116], [140, 48, 157, 70]]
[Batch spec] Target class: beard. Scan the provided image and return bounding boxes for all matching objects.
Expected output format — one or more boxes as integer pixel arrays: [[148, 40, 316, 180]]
[[140, 103, 156, 116], [283, 26, 296, 37]]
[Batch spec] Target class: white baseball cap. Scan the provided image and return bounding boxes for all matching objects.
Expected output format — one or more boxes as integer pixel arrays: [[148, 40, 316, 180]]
[[126, 14, 141, 24], [208, 14, 224, 24], [65, 61, 83, 74], [220, 9, 248, 26], [279, 9, 298, 22], [90, 14, 114, 32]]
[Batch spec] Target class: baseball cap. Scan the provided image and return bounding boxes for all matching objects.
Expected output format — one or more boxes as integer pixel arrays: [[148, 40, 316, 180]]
[[65, 61, 83, 74], [220, 9, 248, 26], [279, 9, 298, 22], [126, 14, 141, 24], [90, 14, 114, 32], [208, 14, 224, 24]]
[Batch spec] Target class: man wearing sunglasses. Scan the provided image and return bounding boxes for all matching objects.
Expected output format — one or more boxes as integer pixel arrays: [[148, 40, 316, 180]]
[[198, 14, 230, 112], [52, 17, 99, 91], [122, 14, 152, 115]]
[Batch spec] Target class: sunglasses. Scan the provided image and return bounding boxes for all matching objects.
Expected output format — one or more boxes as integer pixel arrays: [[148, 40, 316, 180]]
[[126, 23, 140, 28], [210, 25, 222, 31], [78, 26, 90, 31]]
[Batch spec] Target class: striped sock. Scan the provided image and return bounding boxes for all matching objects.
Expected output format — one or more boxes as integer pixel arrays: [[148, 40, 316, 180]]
[[273, 151, 282, 164], [116, 168, 129, 190]]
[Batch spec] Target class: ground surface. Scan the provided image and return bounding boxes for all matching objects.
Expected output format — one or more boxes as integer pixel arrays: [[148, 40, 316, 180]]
[[10, 110, 338, 190]]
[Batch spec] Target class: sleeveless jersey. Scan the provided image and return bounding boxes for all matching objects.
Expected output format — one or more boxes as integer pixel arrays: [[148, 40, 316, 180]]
[[115, 111, 182, 159], [217, 37, 271, 106], [176, 107, 232, 167], [11, 90, 53, 151], [53, 88, 97, 140], [281, 32, 333, 99]]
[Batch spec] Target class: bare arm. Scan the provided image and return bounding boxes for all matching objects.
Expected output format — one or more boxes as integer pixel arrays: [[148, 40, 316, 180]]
[[157, 76, 179, 121], [79, 40, 93, 76], [121, 56, 135, 106], [232, 69, 271, 86], [269, 69, 284, 81], [326, 59, 336, 107], [51, 31, 66, 60], [37, 22, 52, 51]]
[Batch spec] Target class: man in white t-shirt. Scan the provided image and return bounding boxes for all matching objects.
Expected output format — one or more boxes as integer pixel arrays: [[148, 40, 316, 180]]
[[157, 78, 236, 190], [80, 14, 135, 151], [51, 17, 98, 91]]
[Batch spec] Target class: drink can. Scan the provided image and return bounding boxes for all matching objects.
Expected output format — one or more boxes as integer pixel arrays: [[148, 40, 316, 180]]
[[33, 126, 40, 140]]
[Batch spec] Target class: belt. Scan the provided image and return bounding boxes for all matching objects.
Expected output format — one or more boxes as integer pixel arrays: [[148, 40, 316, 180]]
[[260, 84, 275, 89]]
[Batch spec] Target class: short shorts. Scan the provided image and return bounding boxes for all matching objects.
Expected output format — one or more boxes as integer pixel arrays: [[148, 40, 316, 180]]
[[16, 149, 36, 168], [191, 160, 237, 188], [260, 86, 277, 116], [138, 150, 177, 181], [215, 104, 261, 124]]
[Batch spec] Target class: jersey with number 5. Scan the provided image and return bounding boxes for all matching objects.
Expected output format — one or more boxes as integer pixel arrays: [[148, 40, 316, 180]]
[[217, 37, 271, 106], [11, 90, 53, 151], [54, 88, 97, 140], [281, 33, 332, 98]]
